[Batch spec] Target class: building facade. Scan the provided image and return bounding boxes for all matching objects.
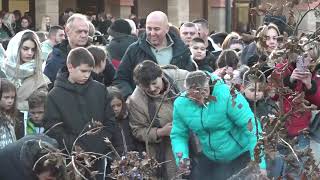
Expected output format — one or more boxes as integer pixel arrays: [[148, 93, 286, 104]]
[[1, 0, 318, 34]]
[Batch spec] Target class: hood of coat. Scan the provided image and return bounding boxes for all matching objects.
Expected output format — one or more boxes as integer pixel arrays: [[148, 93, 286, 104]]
[[54, 66, 92, 95]]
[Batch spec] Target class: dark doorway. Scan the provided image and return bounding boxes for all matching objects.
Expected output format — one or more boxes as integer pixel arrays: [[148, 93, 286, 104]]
[[77, 0, 104, 15]]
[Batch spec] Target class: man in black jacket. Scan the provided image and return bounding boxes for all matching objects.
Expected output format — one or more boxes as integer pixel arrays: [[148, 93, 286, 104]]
[[114, 11, 196, 97], [43, 47, 115, 179]]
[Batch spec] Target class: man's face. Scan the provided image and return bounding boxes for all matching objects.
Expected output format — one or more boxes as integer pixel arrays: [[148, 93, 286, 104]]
[[68, 63, 93, 84], [55, 29, 65, 44], [146, 16, 168, 48], [195, 23, 208, 40], [29, 106, 45, 124], [180, 26, 198, 46], [190, 42, 206, 60], [66, 19, 89, 48]]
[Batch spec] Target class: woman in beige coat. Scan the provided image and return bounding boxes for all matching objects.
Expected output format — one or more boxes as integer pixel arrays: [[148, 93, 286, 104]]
[[127, 60, 188, 180]]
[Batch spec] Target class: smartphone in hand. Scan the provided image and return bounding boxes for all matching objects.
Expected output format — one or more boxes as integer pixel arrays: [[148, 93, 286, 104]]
[[296, 55, 310, 72]]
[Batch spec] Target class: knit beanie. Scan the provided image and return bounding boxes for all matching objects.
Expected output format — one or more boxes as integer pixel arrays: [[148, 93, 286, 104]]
[[108, 19, 132, 35]]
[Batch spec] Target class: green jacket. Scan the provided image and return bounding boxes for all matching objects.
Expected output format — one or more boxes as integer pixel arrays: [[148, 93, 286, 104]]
[[170, 74, 266, 169]]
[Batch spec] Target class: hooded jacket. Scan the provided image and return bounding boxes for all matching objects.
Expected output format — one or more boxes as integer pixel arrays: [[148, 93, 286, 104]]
[[170, 74, 266, 169], [43, 67, 116, 153], [44, 40, 70, 83], [3, 30, 50, 111], [0, 135, 60, 180], [107, 34, 138, 69], [114, 30, 195, 98]]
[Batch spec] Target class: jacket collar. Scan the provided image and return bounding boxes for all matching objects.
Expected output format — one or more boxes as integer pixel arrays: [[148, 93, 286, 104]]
[[138, 30, 190, 59]]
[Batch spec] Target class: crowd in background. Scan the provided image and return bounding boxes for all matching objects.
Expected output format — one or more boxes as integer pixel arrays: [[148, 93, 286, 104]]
[[0, 7, 320, 180]]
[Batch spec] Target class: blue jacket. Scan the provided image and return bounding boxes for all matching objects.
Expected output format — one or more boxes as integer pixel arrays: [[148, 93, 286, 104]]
[[170, 74, 266, 169], [44, 40, 70, 83]]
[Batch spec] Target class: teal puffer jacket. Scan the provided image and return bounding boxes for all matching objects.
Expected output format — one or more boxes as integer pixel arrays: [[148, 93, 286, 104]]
[[170, 74, 266, 169]]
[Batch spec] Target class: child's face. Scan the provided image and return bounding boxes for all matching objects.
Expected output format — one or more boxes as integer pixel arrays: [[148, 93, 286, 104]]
[[0, 91, 15, 110], [93, 60, 106, 74], [243, 82, 264, 102], [111, 97, 122, 118], [29, 105, 45, 124], [67, 63, 93, 84], [190, 42, 206, 61]]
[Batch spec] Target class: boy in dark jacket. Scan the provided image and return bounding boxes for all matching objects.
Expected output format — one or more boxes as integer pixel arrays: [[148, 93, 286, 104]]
[[189, 37, 214, 72], [43, 47, 115, 179]]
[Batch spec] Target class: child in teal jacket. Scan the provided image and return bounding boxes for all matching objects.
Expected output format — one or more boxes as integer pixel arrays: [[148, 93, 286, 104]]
[[170, 71, 266, 179]]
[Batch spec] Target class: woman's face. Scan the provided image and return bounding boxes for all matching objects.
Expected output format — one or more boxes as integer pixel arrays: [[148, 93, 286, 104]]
[[266, 28, 278, 53], [111, 97, 122, 118], [20, 39, 36, 64]]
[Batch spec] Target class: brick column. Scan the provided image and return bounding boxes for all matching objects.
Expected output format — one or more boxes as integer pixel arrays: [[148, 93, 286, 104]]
[[167, 0, 190, 27], [119, 0, 133, 18], [209, 0, 226, 32], [35, 0, 59, 30]]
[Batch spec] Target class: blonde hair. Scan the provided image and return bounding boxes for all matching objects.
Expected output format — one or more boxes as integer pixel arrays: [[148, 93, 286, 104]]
[[256, 23, 280, 54], [221, 32, 242, 50]]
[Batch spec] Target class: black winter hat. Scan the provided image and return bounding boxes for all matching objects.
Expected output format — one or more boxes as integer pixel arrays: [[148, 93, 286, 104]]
[[109, 19, 132, 35]]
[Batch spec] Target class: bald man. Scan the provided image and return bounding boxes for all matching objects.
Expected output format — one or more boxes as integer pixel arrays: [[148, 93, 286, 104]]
[[114, 11, 196, 97]]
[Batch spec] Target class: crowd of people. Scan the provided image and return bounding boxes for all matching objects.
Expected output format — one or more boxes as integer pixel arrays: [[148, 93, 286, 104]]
[[0, 7, 319, 180]]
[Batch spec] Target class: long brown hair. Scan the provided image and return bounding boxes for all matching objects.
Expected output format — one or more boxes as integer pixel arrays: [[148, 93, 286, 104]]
[[0, 78, 17, 118], [108, 86, 127, 120]]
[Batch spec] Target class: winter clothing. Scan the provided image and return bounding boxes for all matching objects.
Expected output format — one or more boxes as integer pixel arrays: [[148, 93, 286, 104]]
[[41, 39, 53, 61], [0, 134, 60, 180], [108, 19, 132, 36], [107, 34, 137, 69], [127, 69, 187, 179], [114, 30, 195, 97], [91, 59, 115, 86], [43, 66, 116, 153], [26, 118, 44, 135], [273, 62, 317, 136], [111, 112, 139, 156], [193, 55, 214, 73], [241, 41, 258, 66], [305, 71, 320, 108], [0, 25, 12, 40], [170, 74, 266, 171], [43, 40, 70, 83], [0, 113, 16, 149], [3, 30, 50, 111]]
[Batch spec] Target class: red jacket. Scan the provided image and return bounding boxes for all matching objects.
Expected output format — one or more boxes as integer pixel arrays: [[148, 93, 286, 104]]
[[305, 73, 320, 108], [273, 62, 315, 136]]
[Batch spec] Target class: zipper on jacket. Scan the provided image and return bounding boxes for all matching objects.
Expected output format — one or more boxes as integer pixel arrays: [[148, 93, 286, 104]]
[[200, 107, 217, 160], [228, 131, 244, 149]]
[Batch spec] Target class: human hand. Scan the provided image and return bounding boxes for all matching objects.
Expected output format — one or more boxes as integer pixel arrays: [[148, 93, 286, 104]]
[[290, 68, 312, 89], [214, 67, 227, 78], [157, 123, 172, 137], [260, 169, 267, 176], [177, 152, 191, 176]]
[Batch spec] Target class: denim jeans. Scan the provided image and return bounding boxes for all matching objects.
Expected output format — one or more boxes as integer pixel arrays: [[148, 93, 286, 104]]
[[268, 134, 310, 179], [190, 151, 250, 180]]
